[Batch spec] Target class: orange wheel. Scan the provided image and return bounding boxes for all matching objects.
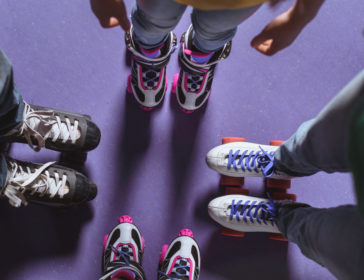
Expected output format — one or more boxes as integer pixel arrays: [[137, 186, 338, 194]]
[[221, 227, 245, 237], [270, 140, 284, 146], [222, 137, 246, 144], [220, 175, 244, 186], [272, 192, 297, 201], [269, 233, 287, 242], [266, 178, 291, 189], [225, 186, 249, 195]]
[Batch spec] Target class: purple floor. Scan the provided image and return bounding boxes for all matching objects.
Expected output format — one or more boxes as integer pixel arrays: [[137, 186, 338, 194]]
[[1, 1, 364, 279]]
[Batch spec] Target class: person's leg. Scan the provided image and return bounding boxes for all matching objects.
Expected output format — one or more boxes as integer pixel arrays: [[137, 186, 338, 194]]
[[191, 5, 261, 52], [0, 50, 24, 136], [131, 0, 187, 49], [278, 205, 364, 280], [274, 69, 364, 176]]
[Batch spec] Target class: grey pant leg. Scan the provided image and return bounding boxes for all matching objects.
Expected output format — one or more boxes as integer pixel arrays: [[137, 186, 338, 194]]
[[0, 50, 24, 136], [275, 69, 364, 176], [278, 205, 364, 280], [131, 0, 187, 48], [191, 5, 260, 52]]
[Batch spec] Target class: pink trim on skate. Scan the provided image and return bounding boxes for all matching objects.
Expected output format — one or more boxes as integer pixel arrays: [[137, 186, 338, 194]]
[[183, 72, 207, 94], [111, 270, 135, 280], [118, 215, 133, 224], [167, 256, 194, 280], [142, 237, 145, 254], [172, 73, 179, 94], [178, 229, 194, 237], [184, 49, 213, 58], [180, 107, 194, 114], [159, 244, 169, 265], [103, 234, 109, 251]]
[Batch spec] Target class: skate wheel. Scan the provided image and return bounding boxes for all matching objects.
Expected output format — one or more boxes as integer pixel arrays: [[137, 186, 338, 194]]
[[178, 229, 194, 238], [270, 140, 284, 146], [222, 137, 246, 144], [221, 227, 245, 238], [118, 215, 133, 224], [271, 192, 297, 201], [269, 233, 287, 242], [159, 244, 169, 265], [220, 175, 244, 186], [225, 186, 249, 195], [103, 234, 109, 251], [172, 73, 179, 94], [127, 74, 133, 94], [266, 178, 291, 189], [142, 237, 145, 254]]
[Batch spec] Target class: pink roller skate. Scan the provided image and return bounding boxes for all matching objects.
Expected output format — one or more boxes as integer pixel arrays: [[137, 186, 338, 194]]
[[100, 215, 146, 280], [172, 25, 231, 113], [125, 26, 177, 111], [158, 229, 201, 280]]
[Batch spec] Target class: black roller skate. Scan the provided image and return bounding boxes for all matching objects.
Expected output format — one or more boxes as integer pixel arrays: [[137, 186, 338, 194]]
[[1, 157, 97, 207], [125, 26, 177, 111], [172, 25, 232, 113]]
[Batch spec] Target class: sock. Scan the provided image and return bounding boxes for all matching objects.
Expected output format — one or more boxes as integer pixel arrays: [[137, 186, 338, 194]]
[[140, 44, 164, 59]]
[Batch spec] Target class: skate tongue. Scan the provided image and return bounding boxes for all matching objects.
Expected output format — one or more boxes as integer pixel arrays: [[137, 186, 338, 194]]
[[184, 48, 213, 64], [140, 44, 164, 59]]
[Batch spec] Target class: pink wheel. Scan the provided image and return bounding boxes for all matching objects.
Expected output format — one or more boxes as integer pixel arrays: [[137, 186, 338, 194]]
[[103, 234, 109, 251], [178, 229, 194, 238], [127, 74, 133, 94], [172, 73, 179, 94], [142, 237, 145, 254], [139, 105, 153, 111], [159, 244, 169, 265], [180, 107, 194, 114], [118, 215, 133, 224]]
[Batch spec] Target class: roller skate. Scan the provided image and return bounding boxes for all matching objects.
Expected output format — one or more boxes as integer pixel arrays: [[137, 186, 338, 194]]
[[1, 157, 97, 207], [101, 215, 146, 280], [0, 102, 101, 153], [208, 194, 306, 234], [158, 229, 200, 280], [171, 25, 232, 113], [206, 141, 291, 179], [125, 26, 177, 111]]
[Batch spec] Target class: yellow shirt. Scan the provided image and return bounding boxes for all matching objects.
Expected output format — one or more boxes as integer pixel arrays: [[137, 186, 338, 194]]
[[174, 0, 269, 10]]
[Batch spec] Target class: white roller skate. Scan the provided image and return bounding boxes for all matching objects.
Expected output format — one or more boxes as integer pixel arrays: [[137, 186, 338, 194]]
[[206, 141, 291, 179], [171, 25, 231, 113], [158, 229, 201, 280], [125, 26, 177, 111], [100, 215, 146, 280]]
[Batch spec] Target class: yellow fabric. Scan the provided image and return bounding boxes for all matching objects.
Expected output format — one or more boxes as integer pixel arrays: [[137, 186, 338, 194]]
[[174, 0, 269, 10]]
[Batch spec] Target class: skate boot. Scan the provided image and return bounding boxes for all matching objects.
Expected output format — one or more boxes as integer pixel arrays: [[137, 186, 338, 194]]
[[206, 141, 291, 179], [0, 102, 101, 152], [125, 26, 177, 110], [101, 215, 146, 280], [158, 229, 200, 280], [208, 194, 304, 233], [171, 25, 232, 113], [1, 157, 97, 207]]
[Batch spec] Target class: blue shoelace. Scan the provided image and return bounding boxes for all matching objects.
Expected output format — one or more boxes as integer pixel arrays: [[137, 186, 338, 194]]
[[143, 68, 160, 89], [229, 198, 277, 226], [187, 72, 203, 91], [158, 261, 190, 280], [227, 146, 275, 177]]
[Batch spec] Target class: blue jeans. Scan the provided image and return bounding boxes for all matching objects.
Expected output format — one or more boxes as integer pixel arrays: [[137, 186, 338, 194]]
[[275, 70, 364, 280], [131, 0, 260, 51], [0, 50, 25, 190]]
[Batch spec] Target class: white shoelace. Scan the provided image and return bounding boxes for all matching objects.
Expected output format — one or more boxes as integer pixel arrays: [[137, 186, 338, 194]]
[[9, 102, 81, 152], [3, 161, 69, 207]]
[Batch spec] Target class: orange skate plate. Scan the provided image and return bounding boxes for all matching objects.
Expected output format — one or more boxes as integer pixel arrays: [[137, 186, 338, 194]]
[[220, 175, 244, 186], [269, 233, 287, 242], [222, 137, 246, 144], [266, 178, 291, 189], [221, 227, 245, 237]]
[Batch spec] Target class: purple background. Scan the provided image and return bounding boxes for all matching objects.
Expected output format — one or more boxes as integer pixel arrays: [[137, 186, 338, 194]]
[[0, 0, 364, 279]]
